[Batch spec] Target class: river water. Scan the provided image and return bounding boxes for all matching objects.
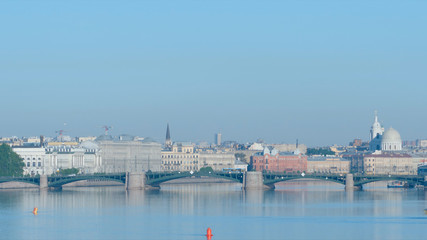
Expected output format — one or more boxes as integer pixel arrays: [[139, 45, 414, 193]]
[[0, 180, 426, 240]]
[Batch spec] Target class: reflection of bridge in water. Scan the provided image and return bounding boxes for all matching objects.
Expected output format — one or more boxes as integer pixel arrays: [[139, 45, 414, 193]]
[[1, 172, 425, 190]]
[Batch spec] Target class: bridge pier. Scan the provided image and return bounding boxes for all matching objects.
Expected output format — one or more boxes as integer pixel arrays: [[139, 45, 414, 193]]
[[345, 174, 361, 190], [243, 172, 264, 190], [345, 174, 354, 190], [126, 172, 146, 190], [40, 175, 48, 190]]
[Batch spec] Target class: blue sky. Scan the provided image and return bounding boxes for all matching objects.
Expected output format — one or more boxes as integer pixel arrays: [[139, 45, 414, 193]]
[[1, 0, 426, 146]]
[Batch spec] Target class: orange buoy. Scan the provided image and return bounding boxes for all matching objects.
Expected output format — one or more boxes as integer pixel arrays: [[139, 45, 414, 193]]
[[32, 207, 38, 215], [206, 227, 213, 239]]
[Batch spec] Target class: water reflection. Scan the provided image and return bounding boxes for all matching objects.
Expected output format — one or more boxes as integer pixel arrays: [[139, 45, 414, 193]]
[[0, 181, 426, 240]]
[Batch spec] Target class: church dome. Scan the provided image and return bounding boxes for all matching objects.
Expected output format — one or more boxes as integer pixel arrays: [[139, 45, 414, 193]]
[[382, 127, 401, 142], [381, 127, 402, 151]]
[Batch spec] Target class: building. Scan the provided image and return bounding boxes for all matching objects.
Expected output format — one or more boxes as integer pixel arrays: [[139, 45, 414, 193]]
[[12, 147, 48, 176], [369, 111, 385, 151], [45, 143, 102, 175], [161, 142, 199, 171], [77, 136, 97, 143], [248, 143, 263, 151], [267, 143, 307, 155], [234, 160, 248, 172], [363, 152, 419, 175], [13, 141, 102, 176], [381, 128, 402, 151], [251, 147, 307, 173], [199, 152, 235, 171], [307, 156, 350, 174], [368, 111, 403, 152], [215, 132, 222, 146], [97, 136, 162, 173], [417, 139, 427, 148], [342, 151, 367, 174], [349, 139, 363, 147]]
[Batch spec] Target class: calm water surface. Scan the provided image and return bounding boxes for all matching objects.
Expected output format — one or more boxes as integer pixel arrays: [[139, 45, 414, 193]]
[[0, 181, 426, 240]]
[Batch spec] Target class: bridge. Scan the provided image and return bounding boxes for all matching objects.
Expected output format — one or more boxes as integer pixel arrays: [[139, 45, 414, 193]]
[[0, 172, 425, 190]]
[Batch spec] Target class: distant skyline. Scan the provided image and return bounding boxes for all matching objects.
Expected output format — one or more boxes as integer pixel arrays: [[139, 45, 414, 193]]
[[1, 1, 426, 147]]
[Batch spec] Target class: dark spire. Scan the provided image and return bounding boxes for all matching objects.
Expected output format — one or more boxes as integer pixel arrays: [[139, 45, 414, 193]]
[[165, 123, 172, 149], [166, 123, 171, 141]]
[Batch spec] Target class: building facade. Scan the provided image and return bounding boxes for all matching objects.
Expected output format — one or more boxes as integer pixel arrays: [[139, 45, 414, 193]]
[[161, 142, 199, 171], [13, 142, 102, 176], [12, 147, 48, 176], [199, 152, 235, 171], [251, 147, 307, 173], [97, 137, 162, 173], [307, 156, 350, 174], [363, 152, 418, 175]]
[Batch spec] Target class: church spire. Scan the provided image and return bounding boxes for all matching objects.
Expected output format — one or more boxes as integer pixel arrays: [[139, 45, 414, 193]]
[[370, 110, 384, 141], [374, 110, 378, 123], [166, 123, 170, 141], [165, 123, 172, 149]]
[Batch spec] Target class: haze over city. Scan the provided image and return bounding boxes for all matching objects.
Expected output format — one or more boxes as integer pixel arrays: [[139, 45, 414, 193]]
[[2, 0, 426, 146]]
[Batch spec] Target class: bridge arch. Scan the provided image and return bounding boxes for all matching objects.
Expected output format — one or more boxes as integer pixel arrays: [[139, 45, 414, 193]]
[[48, 175, 126, 188], [0, 180, 40, 188], [0, 177, 40, 187], [263, 174, 347, 188], [146, 172, 243, 187], [354, 176, 421, 187]]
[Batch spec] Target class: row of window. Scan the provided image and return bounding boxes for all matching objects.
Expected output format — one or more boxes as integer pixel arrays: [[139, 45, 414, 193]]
[[163, 166, 197, 170], [26, 162, 41, 167], [162, 155, 198, 159], [162, 161, 199, 165]]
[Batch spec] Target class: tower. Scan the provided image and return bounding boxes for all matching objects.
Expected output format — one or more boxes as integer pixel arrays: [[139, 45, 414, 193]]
[[165, 123, 172, 149], [370, 110, 384, 141], [215, 132, 222, 146]]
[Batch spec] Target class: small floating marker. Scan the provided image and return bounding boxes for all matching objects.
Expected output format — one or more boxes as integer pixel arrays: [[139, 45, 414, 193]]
[[206, 227, 213, 239], [32, 207, 38, 215]]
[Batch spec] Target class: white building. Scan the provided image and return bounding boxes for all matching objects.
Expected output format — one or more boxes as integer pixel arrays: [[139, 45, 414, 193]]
[[368, 111, 402, 152], [97, 136, 162, 173], [12, 147, 48, 176], [13, 141, 102, 176], [381, 128, 402, 151]]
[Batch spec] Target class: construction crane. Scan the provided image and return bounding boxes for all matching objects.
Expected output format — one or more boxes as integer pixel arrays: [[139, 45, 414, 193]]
[[101, 126, 112, 135], [55, 129, 66, 136]]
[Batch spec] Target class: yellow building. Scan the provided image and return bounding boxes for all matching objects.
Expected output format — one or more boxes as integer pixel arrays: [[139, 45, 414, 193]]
[[307, 156, 350, 174], [363, 152, 418, 175], [47, 141, 79, 146], [161, 142, 199, 171]]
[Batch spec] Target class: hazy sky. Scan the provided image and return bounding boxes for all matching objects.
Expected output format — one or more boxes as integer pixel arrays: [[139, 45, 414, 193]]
[[1, 0, 426, 146]]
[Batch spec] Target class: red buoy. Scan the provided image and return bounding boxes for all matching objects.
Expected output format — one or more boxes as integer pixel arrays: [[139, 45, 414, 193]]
[[206, 227, 213, 239]]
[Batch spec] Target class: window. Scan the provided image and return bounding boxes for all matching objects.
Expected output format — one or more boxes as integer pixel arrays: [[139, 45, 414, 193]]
[[27, 162, 30, 167], [32, 162, 35, 167], [38, 162, 41, 167]]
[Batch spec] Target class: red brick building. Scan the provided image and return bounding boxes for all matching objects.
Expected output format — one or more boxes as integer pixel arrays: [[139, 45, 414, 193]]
[[250, 147, 307, 173]]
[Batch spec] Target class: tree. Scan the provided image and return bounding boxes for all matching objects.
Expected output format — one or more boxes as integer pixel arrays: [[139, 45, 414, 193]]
[[0, 144, 24, 176], [235, 153, 246, 162], [58, 168, 79, 176], [199, 167, 214, 173], [306, 148, 335, 156]]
